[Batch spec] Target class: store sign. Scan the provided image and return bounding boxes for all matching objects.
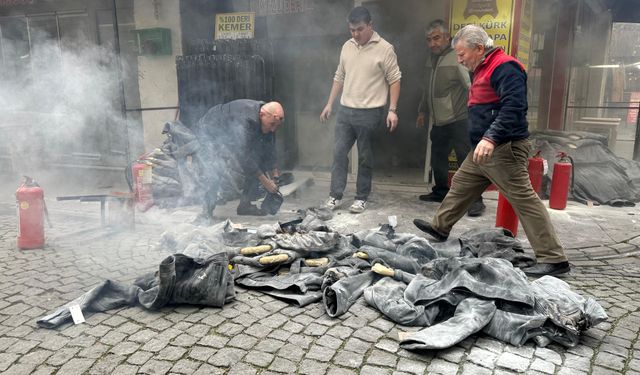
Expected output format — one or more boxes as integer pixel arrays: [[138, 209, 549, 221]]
[[450, 0, 518, 55], [515, 0, 533, 70], [251, 0, 314, 16], [0, 0, 35, 6], [215, 12, 255, 40]]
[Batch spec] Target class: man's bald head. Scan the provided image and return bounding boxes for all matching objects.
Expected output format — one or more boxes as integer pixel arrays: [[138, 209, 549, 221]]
[[259, 101, 285, 133]]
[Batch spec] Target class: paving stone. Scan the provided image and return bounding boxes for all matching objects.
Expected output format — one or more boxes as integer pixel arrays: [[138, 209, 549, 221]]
[[278, 343, 305, 362], [89, 354, 125, 374], [100, 330, 127, 345], [396, 358, 427, 374], [299, 358, 329, 375], [107, 341, 139, 356], [288, 334, 314, 349], [317, 334, 343, 350], [326, 366, 358, 375], [333, 350, 364, 368], [57, 358, 95, 375], [244, 350, 275, 367], [530, 357, 555, 374], [302, 322, 327, 336], [563, 352, 592, 370], [496, 352, 530, 372], [353, 326, 385, 342], [594, 351, 626, 371], [268, 356, 297, 373], [227, 333, 258, 350], [6, 339, 39, 354], [3, 362, 38, 375], [156, 345, 187, 361], [18, 349, 53, 365], [170, 359, 202, 374], [360, 365, 392, 375], [327, 325, 354, 339], [112, 364, 140, 375], [47, 347, 80, 366], [467, 347, 497, 368], [138, 359, 173, 374], [228, 362, 258, 375], [126, 350, 153, 366], [0, 353, 19, 371], [460, 363, 492, 375], [344, 337, 371, 354], [141, 338, 169, 353], [437, 346, 465, 363], [128, 328, 157, 343], [31, 365, 57, 375], [208, 347, 246, 367], [534, 347, 562, 365], [192, 363, 226, 375], [366, 348, 398, 367], [306, 344, 336, 362], [426, 358, 459, 375]]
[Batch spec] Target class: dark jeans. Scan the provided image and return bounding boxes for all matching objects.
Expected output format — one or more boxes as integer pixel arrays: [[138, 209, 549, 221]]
[[330, 106, 384, 201], [430, 119, 470, 197]]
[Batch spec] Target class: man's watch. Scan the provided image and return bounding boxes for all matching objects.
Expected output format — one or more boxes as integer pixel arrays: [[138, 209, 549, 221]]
[[389, 108, 397, 113]]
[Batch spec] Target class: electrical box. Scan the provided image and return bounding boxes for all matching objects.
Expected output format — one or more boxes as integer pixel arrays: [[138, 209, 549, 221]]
[[133, 28, 172, 56]]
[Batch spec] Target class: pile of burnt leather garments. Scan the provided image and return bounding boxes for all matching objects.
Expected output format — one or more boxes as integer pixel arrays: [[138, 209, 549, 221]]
[[531, 130, 640, 207], [127, 120, 254, 208], [37, 210, 607, 351]]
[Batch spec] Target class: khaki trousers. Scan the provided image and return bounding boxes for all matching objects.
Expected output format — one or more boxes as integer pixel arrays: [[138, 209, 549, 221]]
[[432, 139, 568, 263]]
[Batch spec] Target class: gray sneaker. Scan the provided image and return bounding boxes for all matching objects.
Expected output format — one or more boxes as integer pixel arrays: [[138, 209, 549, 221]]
[[325, 197, 341, 210], [349, 199, 367, 213]]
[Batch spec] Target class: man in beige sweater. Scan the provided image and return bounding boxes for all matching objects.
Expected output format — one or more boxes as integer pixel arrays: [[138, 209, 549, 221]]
[[320, 6, 401, 213]]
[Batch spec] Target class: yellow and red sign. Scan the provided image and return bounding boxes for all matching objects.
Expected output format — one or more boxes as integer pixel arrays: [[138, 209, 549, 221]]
[[215, 12, 255, 40], [449, 0, 533, 69]]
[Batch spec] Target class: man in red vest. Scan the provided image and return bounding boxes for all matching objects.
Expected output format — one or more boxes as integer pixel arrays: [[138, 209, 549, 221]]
[[413, 25, 570, 277]]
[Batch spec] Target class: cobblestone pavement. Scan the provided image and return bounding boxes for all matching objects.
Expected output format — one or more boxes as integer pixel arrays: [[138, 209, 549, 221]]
[[1, 177, 640, 374]]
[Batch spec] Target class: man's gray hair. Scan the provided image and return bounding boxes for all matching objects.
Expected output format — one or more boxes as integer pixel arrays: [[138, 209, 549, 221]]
[[451, 25, 494, 49], [426, 19, 448, 36]]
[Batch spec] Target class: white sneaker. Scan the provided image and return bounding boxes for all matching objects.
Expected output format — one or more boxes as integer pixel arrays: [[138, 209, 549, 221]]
[[325, 197, 341, 210], [350, 199, 367, 213]]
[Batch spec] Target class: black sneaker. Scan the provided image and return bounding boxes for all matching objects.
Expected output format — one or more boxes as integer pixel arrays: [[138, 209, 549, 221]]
[[522, 261, 571, 277], [237, 203, 266, 216], [413, 219, 448, 241], [467, 198, 486, 217], [419, 192, 445, 202]]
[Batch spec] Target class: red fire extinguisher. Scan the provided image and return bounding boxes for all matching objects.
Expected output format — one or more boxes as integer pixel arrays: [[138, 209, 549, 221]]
[[549, 152, 573, 210], [132, 161, 154, 212], [495, 151, 547, 236], [16, 176, 45, 249]]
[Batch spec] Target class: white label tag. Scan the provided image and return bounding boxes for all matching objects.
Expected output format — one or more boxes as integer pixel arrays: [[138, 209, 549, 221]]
[[543, 159, 549, 175], [388, 215, 397, 228], [69, 304, 85, 324]]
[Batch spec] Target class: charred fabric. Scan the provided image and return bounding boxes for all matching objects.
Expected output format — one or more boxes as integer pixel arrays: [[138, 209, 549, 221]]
[[38, 208, 607, 351]]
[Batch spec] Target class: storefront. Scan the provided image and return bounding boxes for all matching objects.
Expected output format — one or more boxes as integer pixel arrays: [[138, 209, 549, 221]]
[[1, 0, 639, 185], [0, 0, 143, 181]]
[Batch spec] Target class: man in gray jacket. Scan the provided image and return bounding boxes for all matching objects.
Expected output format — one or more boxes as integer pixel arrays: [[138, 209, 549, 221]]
[[417, 19, 485, 216]]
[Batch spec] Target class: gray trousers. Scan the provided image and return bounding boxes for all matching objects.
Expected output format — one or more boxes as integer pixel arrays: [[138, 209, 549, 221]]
[[431, 139, 568, 263], [330, 106, 383, 201], [429, 119, 470, 197]]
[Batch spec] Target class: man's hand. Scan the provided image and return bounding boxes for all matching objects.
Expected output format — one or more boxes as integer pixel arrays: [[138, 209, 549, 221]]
[[258, 174, 279, 194], [416, 112, 426, 128], [386, 111, 398, 132], [320, 105, 332, 123], [473, 139, 495, 164]]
